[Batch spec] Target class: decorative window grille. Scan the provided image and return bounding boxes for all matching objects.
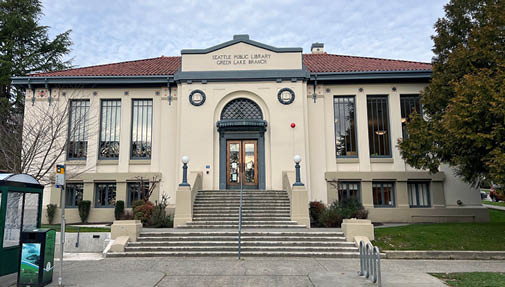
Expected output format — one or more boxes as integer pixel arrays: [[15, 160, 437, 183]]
[[338, 182, 361, 202], [408, 182, 431, 207], [334, 96, 357, 157], [127, 181, 149, 207], [131, 99, 153, 159], [65, 183, 83, 207], [67, 100, 90, 160], [400, 95, 422, 138], [221, 98, 263, 120], [95, 183, 116, 208], [372, 182, 395, 207], [367, 96, 391, 157], [99, 100, 121, 159]]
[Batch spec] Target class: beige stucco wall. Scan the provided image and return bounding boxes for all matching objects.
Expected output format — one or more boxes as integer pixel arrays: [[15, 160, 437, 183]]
[[182, 42, 302, 71]]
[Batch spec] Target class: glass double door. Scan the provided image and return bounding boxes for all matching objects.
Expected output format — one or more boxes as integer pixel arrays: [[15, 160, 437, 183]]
[[227, 140, 258, 188]]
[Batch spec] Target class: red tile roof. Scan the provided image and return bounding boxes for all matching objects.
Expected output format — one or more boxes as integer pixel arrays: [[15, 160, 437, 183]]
[[30, 56, 181, 77], [303, 53, 431, 73], [29, 53, 431, 77]]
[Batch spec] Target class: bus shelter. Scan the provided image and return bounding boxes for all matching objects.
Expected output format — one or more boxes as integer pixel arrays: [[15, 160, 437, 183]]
[[0, 174, 44, 276]]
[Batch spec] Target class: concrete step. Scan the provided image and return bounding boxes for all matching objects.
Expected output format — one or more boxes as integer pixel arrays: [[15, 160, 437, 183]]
[[193, 206, 290, 210], [129, 240, 353, 246], [177, 224, 306, 229], [108, 251, 359, 258], [138, 231, 344, 237], [186, 222, 298, 225], [192, 217, 291, 221], [124, 246, 357, 252], [194, 199, 289, 203]]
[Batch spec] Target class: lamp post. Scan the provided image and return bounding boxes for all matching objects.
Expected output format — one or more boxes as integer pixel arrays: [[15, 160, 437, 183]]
[[179, 156, 190, 187], [293, 155, 304, 186]]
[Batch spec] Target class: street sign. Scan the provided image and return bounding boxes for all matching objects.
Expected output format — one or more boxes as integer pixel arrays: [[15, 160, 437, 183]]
[[55, 165, 65, 187]]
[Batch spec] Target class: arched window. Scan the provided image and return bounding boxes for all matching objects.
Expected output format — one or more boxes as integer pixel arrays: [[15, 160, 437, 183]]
[[220, 98, 263, 120]]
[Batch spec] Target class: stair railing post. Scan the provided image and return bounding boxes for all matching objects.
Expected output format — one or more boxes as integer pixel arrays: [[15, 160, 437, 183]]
[[238, 155, 244, 259]]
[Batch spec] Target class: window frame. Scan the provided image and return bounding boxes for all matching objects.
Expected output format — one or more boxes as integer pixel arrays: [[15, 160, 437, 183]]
[[94, 182, 117, 208], [130, 98, 153, 160], [337, 181, 361, 203], [127, 181, 149, 207], [408, 181, 431, 208], [400, 94, 422, 139], [98, 99, 121, 160], [367, 95, 392, 158], [66, 99, 90, 160], [333, 96, 358, 158], [65, 182, 84, 208], [372, 181, 396, 208]]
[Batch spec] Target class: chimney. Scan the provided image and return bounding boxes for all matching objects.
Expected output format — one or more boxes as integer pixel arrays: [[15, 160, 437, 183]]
[[311, 42, 324, 54]]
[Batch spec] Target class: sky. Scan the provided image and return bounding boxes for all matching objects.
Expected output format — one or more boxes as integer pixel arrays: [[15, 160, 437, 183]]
[[40, 0, 449, 68]]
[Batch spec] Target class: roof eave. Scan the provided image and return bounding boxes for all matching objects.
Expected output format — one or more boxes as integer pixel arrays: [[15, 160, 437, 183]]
[[11, 75, 176, 86], [310, 70, 432, 81]]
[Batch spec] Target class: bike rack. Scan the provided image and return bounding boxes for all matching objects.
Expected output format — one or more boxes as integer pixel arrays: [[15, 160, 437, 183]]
[[358, 240, 382, 286]]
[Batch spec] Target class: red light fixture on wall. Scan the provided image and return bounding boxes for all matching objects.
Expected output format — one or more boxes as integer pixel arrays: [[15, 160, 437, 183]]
[[290, 123, 296, 128]]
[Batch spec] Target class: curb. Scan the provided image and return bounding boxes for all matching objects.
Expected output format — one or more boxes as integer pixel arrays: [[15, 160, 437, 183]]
[[384, 250, 505, 260]]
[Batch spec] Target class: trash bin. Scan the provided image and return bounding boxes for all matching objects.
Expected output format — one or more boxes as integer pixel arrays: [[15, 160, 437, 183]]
[[18, 229, 56, 287]]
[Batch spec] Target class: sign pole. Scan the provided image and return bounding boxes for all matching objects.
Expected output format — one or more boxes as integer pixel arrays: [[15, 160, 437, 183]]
[[56, 164, 66, 286]]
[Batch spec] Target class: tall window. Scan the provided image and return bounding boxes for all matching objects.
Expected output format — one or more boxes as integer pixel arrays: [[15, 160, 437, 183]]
[[67, 100, 90, 160], [99, 100, 121, 159], [131, 99, 153, 159], [367, 96, 391, 157], [373, 182, 395, 207], [65, 183, 83, 207], [408, 182, 431, 207], [95, 183, 116, 207], [334, 96, 357, 157], [400, 95, 422, 138], [338, 182, 361, 202], [127, 181, 149, 207]]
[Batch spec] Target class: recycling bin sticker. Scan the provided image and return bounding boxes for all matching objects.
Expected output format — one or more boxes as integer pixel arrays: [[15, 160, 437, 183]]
[[19, 243, 41, 284]]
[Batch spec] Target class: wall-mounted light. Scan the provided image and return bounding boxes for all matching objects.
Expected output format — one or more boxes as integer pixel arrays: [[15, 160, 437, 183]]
[[375, 130, 387, 136], [359, 88, 364, 93]]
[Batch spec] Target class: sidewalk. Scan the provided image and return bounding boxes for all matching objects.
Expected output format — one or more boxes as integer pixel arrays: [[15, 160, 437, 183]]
[[483, 203, 505, 211], [3, 256, 504, 286]]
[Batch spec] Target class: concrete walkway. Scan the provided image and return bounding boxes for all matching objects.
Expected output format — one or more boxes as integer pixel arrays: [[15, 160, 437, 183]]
[[483, 203, 505, 211], [2, 257, 504, 286]]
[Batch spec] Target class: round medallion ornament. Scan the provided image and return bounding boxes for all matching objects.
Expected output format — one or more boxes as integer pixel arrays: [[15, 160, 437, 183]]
[[189, 89, 206, 106], [277, 88, 295, 105]]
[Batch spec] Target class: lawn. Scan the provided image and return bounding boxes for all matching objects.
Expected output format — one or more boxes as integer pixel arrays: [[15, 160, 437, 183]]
[[373, 209, 505, 251], [41, 224, 110, 233], [431, 272, 505, 287], [482, 200, 505, 207]]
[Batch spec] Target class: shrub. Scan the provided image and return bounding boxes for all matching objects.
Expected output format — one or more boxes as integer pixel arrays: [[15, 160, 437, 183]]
[[119, 210, 134, 220], [315, 199, 368, 228], [78, 200, 91, 223], [134, 201, 154, 226], [309, 201, 326, 227], [319, 205, 343, 227], [132, 200, 145, 210], [151, 194, 173, 228], [46, 204, 57, 224], [114, 200, 125, 220]]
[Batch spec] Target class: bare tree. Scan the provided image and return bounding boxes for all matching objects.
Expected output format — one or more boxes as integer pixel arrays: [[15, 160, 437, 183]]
[[0, 88, 96, 185], [133, 175, 161, 202]]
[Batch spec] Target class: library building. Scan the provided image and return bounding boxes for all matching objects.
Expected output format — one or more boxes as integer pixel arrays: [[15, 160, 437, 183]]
[[13, 35, 488, 226]]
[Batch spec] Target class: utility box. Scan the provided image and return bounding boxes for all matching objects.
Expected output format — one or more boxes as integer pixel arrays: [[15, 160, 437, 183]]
[[18, 229, 56, 287]]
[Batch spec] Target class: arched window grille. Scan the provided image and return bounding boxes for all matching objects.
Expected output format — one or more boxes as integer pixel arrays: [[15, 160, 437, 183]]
[[220, 98, 263, 120]]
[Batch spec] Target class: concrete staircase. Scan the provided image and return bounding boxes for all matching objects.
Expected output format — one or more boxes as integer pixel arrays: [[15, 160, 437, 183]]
[[178, 190, 306, 229], [108, 230, 359, 257], [107, 190, 360, 258]]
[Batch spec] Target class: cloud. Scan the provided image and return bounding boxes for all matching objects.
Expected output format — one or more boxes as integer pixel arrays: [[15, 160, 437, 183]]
[[40, 0, 448, 67]]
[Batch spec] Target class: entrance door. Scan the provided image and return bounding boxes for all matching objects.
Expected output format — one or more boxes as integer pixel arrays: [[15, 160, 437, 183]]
[[227, 140, 258, 189]]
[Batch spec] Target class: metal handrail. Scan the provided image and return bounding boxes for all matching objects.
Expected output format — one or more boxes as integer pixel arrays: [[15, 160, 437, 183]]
[[358, 240, 382, 286], [238, 160, 244, 259]]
